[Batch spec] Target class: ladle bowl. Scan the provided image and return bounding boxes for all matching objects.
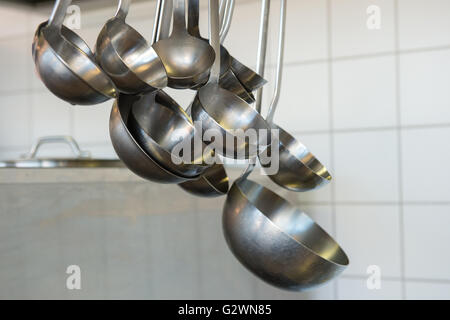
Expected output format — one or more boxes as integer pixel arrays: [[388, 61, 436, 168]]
[[187, 0, 259, 103], [223, 178, 349, 291], [179, 163, 229, 197], [257, 0, 332, 192], [192, 85, 270, 159], [262, 124, 332, 191], [153, 0, 215, 89], [33, 23, 116, 105], [231, 58, 267, 93], [126, 91, 212, 178], [110, 94, 197, 184], [191, 0, 270, 159], [32, 0, 116, 105], [96, 0, 167, 94]]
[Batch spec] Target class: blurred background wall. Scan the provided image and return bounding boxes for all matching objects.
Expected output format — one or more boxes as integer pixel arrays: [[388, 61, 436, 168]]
[[0, 0, 449, 299]]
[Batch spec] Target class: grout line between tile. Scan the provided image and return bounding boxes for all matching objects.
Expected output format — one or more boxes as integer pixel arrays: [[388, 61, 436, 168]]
[[295, 201, 450, 206], [265, 44, 450, 69], [287, 122, 450, 136], [325, 0, 338, 301], [393, 0, 407, 300], [342, 274, 450, 285]]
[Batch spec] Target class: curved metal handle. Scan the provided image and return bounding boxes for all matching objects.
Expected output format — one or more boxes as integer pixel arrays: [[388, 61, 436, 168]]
[[172, 0, 187, 35], [187, 0, 201, 37], [239, 0, 271, 180], [218, 0, 226, 27], [115, 0, 131, 20], [254, 0, 270, 114], [22, 136, 91, 160], [152, 0, 163, 43], [266, 0, 286, 124], [187, 0, 230, 41], [48, 0, 72, 28], [220, 0, 234, 43], [207, 0, 221, 84], [155, 0, 173, 41]]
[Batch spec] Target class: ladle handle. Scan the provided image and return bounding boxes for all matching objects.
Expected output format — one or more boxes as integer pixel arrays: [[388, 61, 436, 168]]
[[152, 0, 163, 44], [207, 0, 221, 84], [172, 0, 187, 35], [254, 0, 270, 114], [188, 0, 232, 43], [153, 0, 172, 43], [187, 0, 201, 38], [115, 0, 131, 20], [48, 0, 72, 29], [266, 0, 286, 124], [220, 0, 235, 44], [159, 0, 173, 40], [239, 0, 271, 181], [218, 0, 227, 32]]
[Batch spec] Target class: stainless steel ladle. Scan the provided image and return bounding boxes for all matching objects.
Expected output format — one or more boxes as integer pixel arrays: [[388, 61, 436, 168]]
[[222, 0, 348, 292], [32, 0, 116, 105], [152, 0, 173, 42], [127, 92, 212, 178], [187, 0, 255, 104], [153, 0, 215, 89], [177, 0, 270, 196], [179, 163, 229, 198], [223, 164, 349, 291], [109, 0, 204, 183], [176, 0, 253, 197], [177, 104, 230, 198], [259, 0, 332, 192], [110, 93, 196, 184], [191, 0, 270, 160], [96, 0, 168, 94], [222, 0, 267, 93]]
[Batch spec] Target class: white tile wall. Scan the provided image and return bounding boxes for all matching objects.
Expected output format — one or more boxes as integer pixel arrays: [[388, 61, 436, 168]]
[[332, 56, 397, 129], [404, 205, 450, 280], [401, 127, 450, 202], [406, 281, 450, 300], [400, 50, 450, 126], [331, 0, 395, 57], [0, 37, 31, 92], [0, 94, 31, 149], [274, 63, 330, 132], [398, 0, 450, 50], [336, 205, 401, 277], [72, 103, 112, 144], [263, 0, 328, 64], [285, 0, 328, 63], [333, 130, 399, 203], [255, 279, 335, 300], [31, 91, 72, 139], [338, 278, 402, 300], [0, 0, 449, 300]]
